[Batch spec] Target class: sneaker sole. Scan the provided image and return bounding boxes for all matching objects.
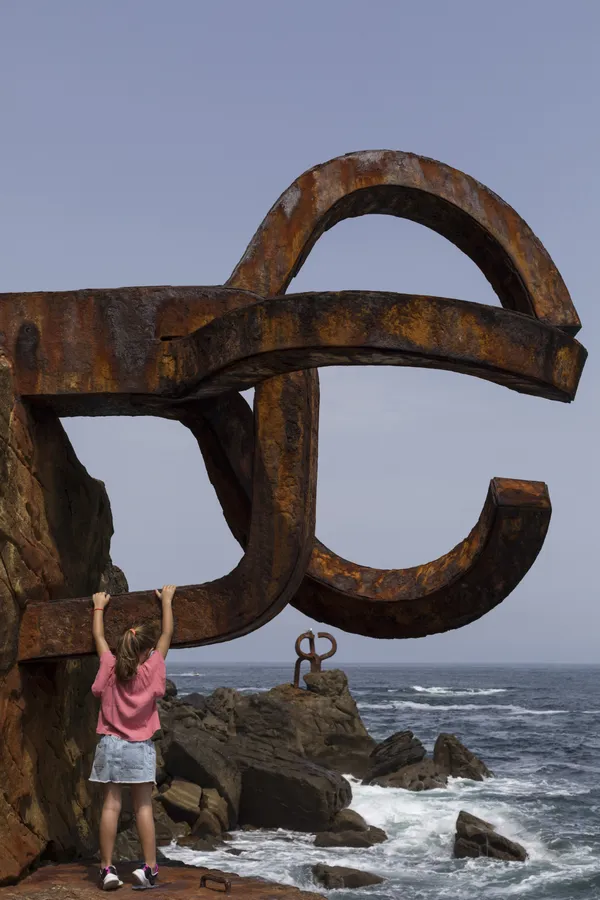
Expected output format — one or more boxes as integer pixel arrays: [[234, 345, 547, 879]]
[[102, 879, 123, 891]]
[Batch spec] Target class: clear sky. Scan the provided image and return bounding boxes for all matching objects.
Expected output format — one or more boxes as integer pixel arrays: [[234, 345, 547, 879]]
[[1, 1, 598, 663]]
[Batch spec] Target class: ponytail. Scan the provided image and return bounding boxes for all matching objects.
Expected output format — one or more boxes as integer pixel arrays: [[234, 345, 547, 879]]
[[115, 621, 159, 682]]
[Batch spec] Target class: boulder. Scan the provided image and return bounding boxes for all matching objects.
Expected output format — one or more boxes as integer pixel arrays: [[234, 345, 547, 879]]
[[329, 808, 369, 833], [200, 788, 230, 831], [154, 800, 191, 844], [434, 734, 493, 781], [233, 737, 352, 832], [157, 778, 202, 825], [165, 679, 178, 699], [312, 864, 385, 889], [363, 730, 426, 783], [191, 810, 224, 838], [113, 828, 142, 862], [454, 810, 527, 862], [232, 671, 375, 778], [177, 834, 221, 851], [314, 826, 387, 848], [164, 725, 242, 824], [371, 758, 447, 791]]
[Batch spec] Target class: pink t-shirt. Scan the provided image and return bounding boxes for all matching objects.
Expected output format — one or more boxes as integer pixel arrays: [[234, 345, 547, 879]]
[[91, 650, 166, 741]]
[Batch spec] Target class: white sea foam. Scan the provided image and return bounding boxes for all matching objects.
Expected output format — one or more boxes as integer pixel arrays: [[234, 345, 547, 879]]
[[412, 685, 508, 696], [161, 775, 600, 898], [169, 671, 207, 677], [359, 700, 568, 715]]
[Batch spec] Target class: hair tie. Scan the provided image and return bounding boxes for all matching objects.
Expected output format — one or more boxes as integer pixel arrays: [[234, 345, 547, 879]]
[[130, 628, 137, 635]]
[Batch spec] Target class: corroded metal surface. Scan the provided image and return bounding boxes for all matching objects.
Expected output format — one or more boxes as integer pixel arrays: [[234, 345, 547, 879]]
[[293, 631, 338, 688], [6, 149, 586, 661]]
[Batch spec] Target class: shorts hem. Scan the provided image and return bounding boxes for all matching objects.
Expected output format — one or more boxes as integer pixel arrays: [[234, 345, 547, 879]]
[[89, 777, 156, 784]]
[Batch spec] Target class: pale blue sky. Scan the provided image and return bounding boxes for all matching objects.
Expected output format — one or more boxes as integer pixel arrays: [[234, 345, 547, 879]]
[[1, 1, 598, 662]]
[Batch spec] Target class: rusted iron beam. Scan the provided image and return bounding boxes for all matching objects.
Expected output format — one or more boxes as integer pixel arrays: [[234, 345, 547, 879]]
[[168, 291, 585, 403], [7, 149, 586, 661], [18, 372, 319, 661], [0, 289, 584, 410], [192, 396, 554, 637], [228, 150, 581, 335]]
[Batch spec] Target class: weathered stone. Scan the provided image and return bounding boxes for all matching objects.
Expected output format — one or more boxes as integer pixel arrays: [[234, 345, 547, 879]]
[[164, 679, 178, 699], [314, 826, 387, 848], [0, 358, 117, 883], [233, 737, 352, 832], [200, 788, 230, 831], [434, 734, 493, 781], [164, 726, 242, 824], [190, 810, 223, 839], [1, 862, 327, 898], [364, 730, 426, 783], [329, 808, 369, 833], [371, 758, 448, 791], [157, 778, 202, 826], [154, 801, 190, 844], [177, 834, 221, 851], [312, 864, 385, 890], [113, 828, 143, 862], [454, 810, 527, 862], [233, 671, 375, 778]]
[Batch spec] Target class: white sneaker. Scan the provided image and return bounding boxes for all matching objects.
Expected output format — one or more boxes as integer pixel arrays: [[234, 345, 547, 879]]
[[132, 864, 159, 890], [99, 866, 123, 891]]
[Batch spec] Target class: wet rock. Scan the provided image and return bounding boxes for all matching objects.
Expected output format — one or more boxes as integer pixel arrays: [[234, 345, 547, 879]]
[[234, 737, 352, 832], [363, 730, 426, 783], [314, 826, 387, 848], [454, 810, 527, 861], [312, 864, 385, 889], [177, 834, 221, 851], [191, 810, 223, 838], [371, 758, 448, 791], [157, 778, 202, 826], [329, 808, 369, 833], [434, 734, 493, 781]]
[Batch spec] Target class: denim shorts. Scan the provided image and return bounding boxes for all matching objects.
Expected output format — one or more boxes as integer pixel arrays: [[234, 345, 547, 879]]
[[89, 734, 156, 784]]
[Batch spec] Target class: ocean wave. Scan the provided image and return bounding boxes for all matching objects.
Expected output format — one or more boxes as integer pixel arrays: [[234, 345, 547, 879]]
[[412, 685, 508, 696], [359, 700, 567, 715], [169, 671, 206, 677]]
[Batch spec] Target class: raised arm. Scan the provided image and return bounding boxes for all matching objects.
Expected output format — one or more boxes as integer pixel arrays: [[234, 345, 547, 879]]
[[155, 585, 176, 659], [92, 592, 111, 656]]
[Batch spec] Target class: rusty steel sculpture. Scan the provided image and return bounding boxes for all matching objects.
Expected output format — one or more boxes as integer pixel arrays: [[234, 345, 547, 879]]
[[6, 150, 586, 663], [293, 631, 338, 689]]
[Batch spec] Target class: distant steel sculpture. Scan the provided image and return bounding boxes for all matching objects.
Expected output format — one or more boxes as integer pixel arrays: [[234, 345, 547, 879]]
[[293, 631, 337, 689], [7, 150, 586, 662]]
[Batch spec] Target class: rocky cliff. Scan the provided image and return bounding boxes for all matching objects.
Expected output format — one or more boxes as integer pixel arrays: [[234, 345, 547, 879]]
[[0, 354, 118, 884]]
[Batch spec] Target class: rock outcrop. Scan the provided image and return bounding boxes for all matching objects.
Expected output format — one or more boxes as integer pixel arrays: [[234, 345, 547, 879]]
[[0, 358, 119, 884], [2, 862, 327, 899], [453, 810, 527, 862], [314, 827, 387, 848], [365, 730, 491, 792], [312, 864, 385, 889], [434, 733, 493, 780]]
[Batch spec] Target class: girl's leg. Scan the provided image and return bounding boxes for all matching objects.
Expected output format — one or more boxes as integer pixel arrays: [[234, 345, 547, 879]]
[[99, 783, 122, 869], [131, 782, 156, 870]]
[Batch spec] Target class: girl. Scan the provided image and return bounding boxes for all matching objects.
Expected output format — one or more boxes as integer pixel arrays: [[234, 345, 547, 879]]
[[90, 584, 176, 891]]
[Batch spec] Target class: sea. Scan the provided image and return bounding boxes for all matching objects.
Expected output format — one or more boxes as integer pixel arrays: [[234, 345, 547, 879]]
[[162, 664, 600, 900]]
